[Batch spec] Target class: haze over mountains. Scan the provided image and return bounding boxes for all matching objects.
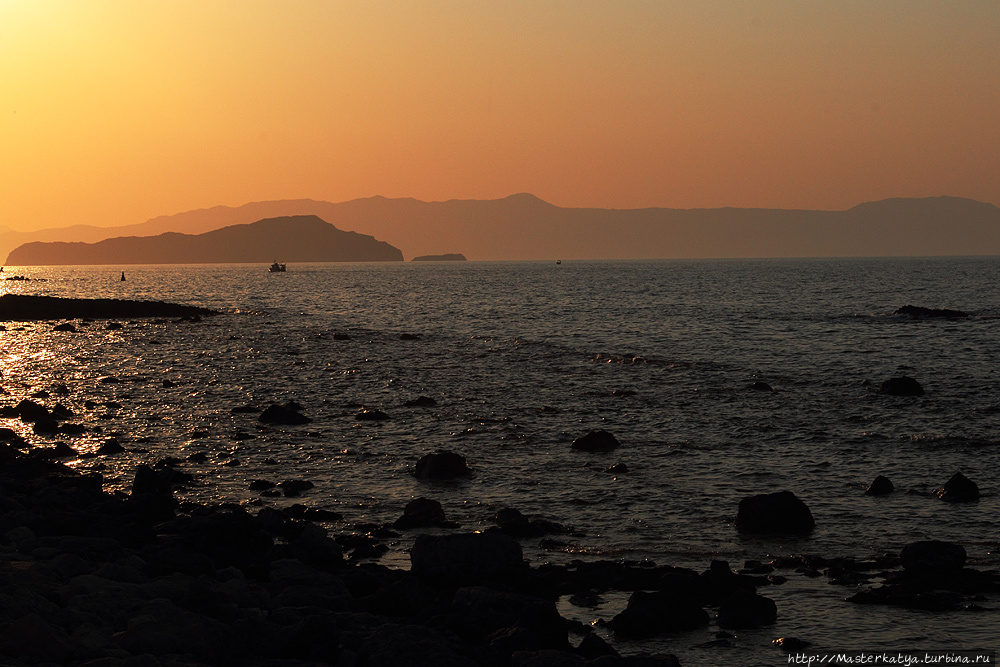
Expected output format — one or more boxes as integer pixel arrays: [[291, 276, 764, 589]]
[[4, 194, 1000, 264]]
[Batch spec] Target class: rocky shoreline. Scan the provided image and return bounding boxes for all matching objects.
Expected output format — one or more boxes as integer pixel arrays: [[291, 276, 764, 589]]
[[3, 431, 998, 665], [1, 300, 998, 665], [0, 294, 217, 322]]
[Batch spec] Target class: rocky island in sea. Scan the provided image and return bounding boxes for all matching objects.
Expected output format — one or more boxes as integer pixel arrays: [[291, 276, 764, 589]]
[[411, 253, 467, 262], [4, 215, 403, 265]]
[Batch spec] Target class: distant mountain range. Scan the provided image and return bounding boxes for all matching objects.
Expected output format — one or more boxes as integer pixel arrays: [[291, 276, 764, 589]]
[[4, 194, 1000, 263], [5, 216, 402, 265]]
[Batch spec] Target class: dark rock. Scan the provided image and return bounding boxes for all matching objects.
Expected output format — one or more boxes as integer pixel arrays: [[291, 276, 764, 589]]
[[571, 430, 620, 453], [0, 293, 218, 320], [773, 637, 811, 651], [750, 381, 773, 391], [393, 497, 449, 529], [894, 305, 969, 319], [333, 332, 351, 340], [900, 540, 966, 574], [493, 508, 569, 538], [53, 322, 76, 332], [605, 463, 629, 474], [279, 479, 315, 497], [96, 437, 125, 455], [249, 479, 277, 491], [865, 475, 895, 496], [259, 403, 311, 425], [106, 321, 123, 329], [411, 532, 526, 582], [30, 389, 50, 398], [405, 395, 438, 407], [576, 633, 619, 659], [400, 333, 421, 340], [15, 399, 50, 422], [415, 450, 472, 479], [32, 417, 60, 435], [935, 472, 980, 502], [356, 408, 391, 421], [717, 588, 777, 629], [607, 590, 709, 638], [735, 490, 815, 534], [230, 404, 259, 414], [879, 376, 924, 396]]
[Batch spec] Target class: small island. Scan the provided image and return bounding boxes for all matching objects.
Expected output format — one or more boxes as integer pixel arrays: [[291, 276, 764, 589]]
[[0, 294, 217, 321], [411, 253, 467, 262]]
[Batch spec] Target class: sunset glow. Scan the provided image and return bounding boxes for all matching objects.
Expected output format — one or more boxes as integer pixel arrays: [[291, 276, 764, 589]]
[[2, 1, 998, 231]]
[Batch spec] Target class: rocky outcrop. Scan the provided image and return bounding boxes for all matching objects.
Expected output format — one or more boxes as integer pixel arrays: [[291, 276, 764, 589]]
[[0, 294, 217, 321]]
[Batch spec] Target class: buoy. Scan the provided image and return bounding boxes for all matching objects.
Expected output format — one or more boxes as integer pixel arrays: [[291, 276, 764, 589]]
[[121, 271, 126, 281]]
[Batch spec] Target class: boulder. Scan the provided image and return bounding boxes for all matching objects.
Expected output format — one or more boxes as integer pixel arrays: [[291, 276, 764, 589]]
[[393, 497, 449, 529], [865, 475, 895, 496], [414, 450, 471, 479], [900, 540, 966, 574], [717, 588, 777, 629], [15, 399, 50, 422], [607, 590, 709, 638], [879, 376, 924, 396], [571, 430, 620, 453], [405, 396, 438, 407], [935, 472, 979, 502], [735, 490, 814, 534], [411, 532, 525, 582]]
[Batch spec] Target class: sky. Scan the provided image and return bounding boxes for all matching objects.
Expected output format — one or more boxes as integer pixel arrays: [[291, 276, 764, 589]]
[[1, 1, 998, 232]]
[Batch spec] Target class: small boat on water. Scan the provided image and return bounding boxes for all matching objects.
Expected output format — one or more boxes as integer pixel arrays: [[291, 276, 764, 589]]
[[269, 262, 286, 272]]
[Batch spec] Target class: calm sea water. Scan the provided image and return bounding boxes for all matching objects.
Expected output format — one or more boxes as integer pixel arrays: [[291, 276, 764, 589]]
[[2, 258, 998, 663]]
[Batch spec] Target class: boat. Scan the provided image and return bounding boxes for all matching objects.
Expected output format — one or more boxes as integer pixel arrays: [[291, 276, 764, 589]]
[[269, 262, 286, 272]]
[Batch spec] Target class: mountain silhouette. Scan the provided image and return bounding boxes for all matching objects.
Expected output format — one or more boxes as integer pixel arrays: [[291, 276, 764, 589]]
[[5, 216, 402, 265], [4, 195, 999, 262]]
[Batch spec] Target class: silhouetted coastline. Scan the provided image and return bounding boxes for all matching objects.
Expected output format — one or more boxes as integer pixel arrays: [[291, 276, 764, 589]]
[[0, 294, 217, 321]]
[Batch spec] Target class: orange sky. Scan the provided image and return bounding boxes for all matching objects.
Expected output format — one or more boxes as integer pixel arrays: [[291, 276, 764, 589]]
[[1, 1, 998, 232]]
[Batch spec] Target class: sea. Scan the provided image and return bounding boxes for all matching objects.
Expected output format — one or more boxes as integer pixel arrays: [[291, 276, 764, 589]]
[[2, 257, 998, 664]]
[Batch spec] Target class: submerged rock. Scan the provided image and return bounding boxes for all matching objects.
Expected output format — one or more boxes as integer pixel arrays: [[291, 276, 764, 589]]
[[935, 472, 979, 502], [571, 430, 620, 453], [894, 305, 969, 319], [258, 403, 311, 425], [879, 376, 924, 396], [414, 450, 471, 479], [900, 540, 966, 574], [735, 490, 815, 534]]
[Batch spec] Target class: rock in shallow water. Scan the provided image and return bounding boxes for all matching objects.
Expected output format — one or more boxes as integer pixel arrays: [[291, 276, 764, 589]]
[[414, 450, 471, 479], [865, 475, 895, 496], [735, 490, 815, 534], [900, 540, 966, 574], [935, 471, 979, 502], [879, 376, 924, 396], [571, 430, 620, 453], [258, 403, 312, 425]]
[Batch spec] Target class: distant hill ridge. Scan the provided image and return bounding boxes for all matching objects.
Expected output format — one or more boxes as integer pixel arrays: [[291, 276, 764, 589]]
[[5, 215, 403, 265], [4, 194, 1000, 262]]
